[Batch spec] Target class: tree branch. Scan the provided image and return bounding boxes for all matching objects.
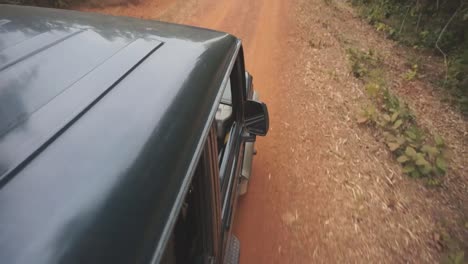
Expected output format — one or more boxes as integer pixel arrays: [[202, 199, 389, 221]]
[[435, 2, 463, 86], [415, 11, 422, 32], [398, 6, 411, 35]]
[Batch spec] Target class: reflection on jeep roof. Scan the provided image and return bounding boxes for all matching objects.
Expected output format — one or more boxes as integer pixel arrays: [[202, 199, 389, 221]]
[[0, 29, 163, 136]]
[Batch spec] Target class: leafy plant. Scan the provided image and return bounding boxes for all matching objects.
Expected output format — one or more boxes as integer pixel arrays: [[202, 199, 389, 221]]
[[437, 225, 467, 264], [347, 48, 380, 79], [356, 76, 448, 180], [442, 246, 466, 264], [358, 104, 378, 124], [348, 2, 452, 182], [381, 92, 446, 179], [374, 22, 396, 39], [404, 64, 418, 81], [446, 50, 468, 115], [442, 251, 465, 264]]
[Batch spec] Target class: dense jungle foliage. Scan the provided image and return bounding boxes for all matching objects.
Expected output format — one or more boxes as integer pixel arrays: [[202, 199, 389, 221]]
[[351, 0, 468, 115]]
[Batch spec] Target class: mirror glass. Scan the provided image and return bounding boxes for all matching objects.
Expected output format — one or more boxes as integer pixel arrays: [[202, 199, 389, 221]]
[[244, 100, 269, 136]]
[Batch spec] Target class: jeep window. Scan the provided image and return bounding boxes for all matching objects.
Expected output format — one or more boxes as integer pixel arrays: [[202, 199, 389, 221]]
[[215, 78, 234, 162], [160, 169, 206, 264], [160, 127, 221, 264], [217, 55, 244, 190], [216, 57, 246, 245], [220, 80, 232, 105]]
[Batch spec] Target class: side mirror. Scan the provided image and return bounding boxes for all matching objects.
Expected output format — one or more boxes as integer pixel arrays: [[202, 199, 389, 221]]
[[244, 100, 269, 136]]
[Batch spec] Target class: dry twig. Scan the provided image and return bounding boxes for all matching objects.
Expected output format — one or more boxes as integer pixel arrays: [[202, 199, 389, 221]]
[[435, 2, 463, 86], [398, 6, 411, 35]]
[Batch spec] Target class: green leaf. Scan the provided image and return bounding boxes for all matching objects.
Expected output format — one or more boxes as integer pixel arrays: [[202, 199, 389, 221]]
[[419, 165, 432, 175], [434, 134, 445, 147], [392, 119, 403, 130], [396, 136, 406, 145], [421, 145, 439, 157], [405, 130, 417, 140], [365, 83, 380, 97], [427, 178, 442, 187], [410, 170, 421, 178], [384, 132, 396, 142], [405, 69, 417, 81], [377, 119, 387, 127], [415, 156, 430, 167], [387, 142, 401, 152], [402, 165, 415, 174], [391, 112, 399, 122], [436, 157, 448, 172], [397, 155, 409, 163], [405, 146, 417, 159], [383, 114, 391, 122]]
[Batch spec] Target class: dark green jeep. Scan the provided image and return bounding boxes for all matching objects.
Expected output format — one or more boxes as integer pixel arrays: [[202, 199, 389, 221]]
[[0, 5, 269, 264]]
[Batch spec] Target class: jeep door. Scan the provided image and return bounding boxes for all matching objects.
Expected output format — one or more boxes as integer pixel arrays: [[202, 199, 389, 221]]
[[215, 51, 247, 261]]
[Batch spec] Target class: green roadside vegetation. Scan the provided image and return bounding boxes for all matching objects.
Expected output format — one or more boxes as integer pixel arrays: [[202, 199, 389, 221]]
[[348, 48, 448, 185], [351, 0, 468, 115]]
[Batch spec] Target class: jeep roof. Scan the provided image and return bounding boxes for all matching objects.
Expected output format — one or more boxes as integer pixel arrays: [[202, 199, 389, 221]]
[[0, 5, 243, 263]]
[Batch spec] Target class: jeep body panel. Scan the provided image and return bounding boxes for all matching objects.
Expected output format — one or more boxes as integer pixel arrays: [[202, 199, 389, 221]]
[[0, 5, 245, 264]]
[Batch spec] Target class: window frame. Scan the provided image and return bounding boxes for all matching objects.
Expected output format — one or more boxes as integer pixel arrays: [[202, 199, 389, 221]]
[[218, 53, 246, 193], [216, 52, 247, 260], [159, 125, 222, 264]]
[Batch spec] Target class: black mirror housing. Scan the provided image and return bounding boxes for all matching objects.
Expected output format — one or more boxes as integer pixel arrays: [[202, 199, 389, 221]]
[[244, 100, 269, 136]]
